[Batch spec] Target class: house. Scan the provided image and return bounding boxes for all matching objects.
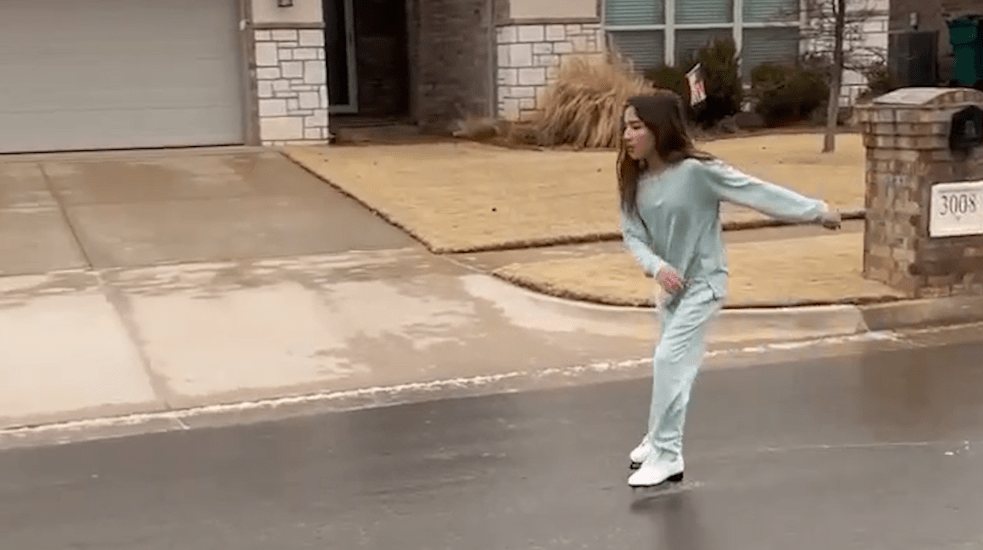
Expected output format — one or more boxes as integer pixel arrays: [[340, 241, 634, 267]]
[[0, 0, 501, 153], [0, 0, 332, 154], [497, 0, 890, 121], [889, 0, 982, 86], [0, 0, 897, 156], [334, 0, 892, 128]]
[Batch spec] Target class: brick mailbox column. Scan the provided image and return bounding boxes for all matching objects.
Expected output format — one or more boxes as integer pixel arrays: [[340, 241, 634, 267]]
[[855, 87, 983, 298]]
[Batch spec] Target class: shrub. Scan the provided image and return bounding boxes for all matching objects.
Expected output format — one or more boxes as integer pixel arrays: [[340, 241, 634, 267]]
[[799, 52, 834, 82], [750, 61, 829, 126], [692, 37, 744, 128], [856, 60, 897, 103], [643, 64, 697, 120], [641, 38, 744, 128], [535, 53, 654, 148], [644, 64, 691, 105]]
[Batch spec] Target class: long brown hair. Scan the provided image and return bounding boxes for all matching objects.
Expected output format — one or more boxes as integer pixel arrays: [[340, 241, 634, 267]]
[[617, 90, 715, 217]]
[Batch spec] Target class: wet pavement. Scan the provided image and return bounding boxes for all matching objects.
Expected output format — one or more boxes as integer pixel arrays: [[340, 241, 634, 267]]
[[1, 331, 981, 550], [2, 149, 878, 431], [0, 149, 424, 428], [0, 148, 414, 275]]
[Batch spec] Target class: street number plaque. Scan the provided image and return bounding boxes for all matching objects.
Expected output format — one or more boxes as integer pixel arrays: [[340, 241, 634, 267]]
[[929, 180, 983, 237]]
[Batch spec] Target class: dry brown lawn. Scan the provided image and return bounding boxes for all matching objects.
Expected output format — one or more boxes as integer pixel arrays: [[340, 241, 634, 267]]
[[493, 232, 905, 308], [286, 132, 866, 253]]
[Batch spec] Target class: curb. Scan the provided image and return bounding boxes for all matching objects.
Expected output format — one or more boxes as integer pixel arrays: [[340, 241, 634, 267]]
[[711, 304, 868, 344], [711, 295, 983, 346], [859, 296, 983, 332], [474, 268, 983, 348]]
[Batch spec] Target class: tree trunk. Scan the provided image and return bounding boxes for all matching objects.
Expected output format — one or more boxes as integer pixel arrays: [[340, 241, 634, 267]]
[[823, 0, 847, 153]]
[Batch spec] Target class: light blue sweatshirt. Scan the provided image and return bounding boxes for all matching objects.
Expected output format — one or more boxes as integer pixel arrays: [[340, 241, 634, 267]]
[[620, 157, 828, 301]]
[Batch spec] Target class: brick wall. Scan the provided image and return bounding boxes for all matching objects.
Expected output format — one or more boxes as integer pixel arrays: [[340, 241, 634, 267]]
[[857, 88, 983, 298], [495, 23, 605, 121], [888, 0, 979, 82], [254, 29, 329, 145], [494, 0, 511, 24], [413, 0, 493, 129], [942, 0, 983, 18], [890, 0, 945, 33]]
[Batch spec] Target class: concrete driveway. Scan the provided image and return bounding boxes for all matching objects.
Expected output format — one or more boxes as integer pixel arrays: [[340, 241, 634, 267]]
[[0, 147, 414, 275], [0, 148, 677, 434]]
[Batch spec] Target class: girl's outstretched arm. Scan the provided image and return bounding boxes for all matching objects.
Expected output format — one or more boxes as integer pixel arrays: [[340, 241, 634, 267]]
[[696, 159, 831, 224]]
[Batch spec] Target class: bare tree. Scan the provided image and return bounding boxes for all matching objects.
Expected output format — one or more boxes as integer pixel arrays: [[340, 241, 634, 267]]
[[824, 0, 847, 152], [797, 0, 889, 152]]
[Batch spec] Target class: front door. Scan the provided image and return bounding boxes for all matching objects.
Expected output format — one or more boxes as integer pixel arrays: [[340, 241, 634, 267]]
[[325, 0, 357, 114]]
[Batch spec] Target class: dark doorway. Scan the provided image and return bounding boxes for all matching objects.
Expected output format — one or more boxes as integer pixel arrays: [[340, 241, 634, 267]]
[[324, 0, 411, 123], [325, 0, 356, 113]]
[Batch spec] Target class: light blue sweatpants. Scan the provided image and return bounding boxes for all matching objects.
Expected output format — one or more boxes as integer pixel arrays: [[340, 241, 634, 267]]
[[647, 280, 724, 460]]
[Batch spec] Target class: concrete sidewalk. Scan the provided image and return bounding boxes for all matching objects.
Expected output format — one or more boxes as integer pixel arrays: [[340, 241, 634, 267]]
[[2, 148, 982, 436], [5, 239, 982, 434]]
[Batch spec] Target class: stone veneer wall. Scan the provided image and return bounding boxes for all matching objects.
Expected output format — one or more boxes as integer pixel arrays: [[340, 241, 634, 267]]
[[496, 23, 605, 122], [253, 29, 329, 145]]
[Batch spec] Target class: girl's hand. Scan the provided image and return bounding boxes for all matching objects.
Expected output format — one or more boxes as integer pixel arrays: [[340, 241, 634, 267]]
[[819, 204, 842, 230], [653, 265, 685, 294]]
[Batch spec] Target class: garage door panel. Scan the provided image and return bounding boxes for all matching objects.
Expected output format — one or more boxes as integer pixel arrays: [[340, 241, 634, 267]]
[[0, 0, 244, 153], [4, 82, 234, 107], [0, 108, 244, 152]]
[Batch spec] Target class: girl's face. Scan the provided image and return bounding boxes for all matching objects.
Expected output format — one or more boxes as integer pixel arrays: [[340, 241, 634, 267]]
[[623, 105, 655, 161]]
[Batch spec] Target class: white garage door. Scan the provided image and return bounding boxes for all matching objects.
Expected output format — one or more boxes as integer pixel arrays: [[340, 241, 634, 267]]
[[0, 0, 245, 153]]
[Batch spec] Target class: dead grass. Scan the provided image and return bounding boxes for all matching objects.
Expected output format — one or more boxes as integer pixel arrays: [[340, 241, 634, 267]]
[[285, 133, 867, 254], [285, 142, 619, 253], [493, 232, 905, 308], [534, 54, 655, 148]]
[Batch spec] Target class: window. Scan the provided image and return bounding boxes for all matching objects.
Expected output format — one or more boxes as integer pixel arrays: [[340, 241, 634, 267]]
[[603, 0, 801, 76]]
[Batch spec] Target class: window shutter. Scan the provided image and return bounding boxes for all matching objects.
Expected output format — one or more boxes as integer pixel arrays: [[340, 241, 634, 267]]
[[604, 0, 666, 26], [608, 30, 667, 71], [743, 0, 799, 23], [677, 0, 733, 25], [741, 27, 801, 75], [675, 29, 735, 66]]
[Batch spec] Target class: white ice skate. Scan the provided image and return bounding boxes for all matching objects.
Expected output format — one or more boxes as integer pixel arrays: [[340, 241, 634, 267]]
[[627, 454, 684, 488], [629, 435, 654, 468]]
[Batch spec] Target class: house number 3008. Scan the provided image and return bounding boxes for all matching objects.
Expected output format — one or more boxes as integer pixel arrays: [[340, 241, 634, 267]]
[[929, 181, 983, 237], [937, 193, 979, 217]]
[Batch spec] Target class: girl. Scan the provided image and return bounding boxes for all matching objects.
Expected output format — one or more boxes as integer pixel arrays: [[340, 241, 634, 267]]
[[619, 91, 842, 488]]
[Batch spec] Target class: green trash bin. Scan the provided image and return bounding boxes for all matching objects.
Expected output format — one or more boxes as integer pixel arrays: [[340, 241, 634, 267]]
[[948, 16, 983, 87]]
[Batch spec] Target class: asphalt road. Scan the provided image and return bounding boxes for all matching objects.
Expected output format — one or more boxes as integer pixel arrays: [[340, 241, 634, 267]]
[[2, 334, 982, 550]]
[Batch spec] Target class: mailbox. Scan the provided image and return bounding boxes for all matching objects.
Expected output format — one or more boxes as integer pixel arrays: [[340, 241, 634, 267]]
[[855, 87, 983, 298], [949, 105, 983, 155]]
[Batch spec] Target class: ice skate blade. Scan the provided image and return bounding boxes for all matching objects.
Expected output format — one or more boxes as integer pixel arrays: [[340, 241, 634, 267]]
[[629, 481, 702, 505], [628, 472, 684, 489]]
